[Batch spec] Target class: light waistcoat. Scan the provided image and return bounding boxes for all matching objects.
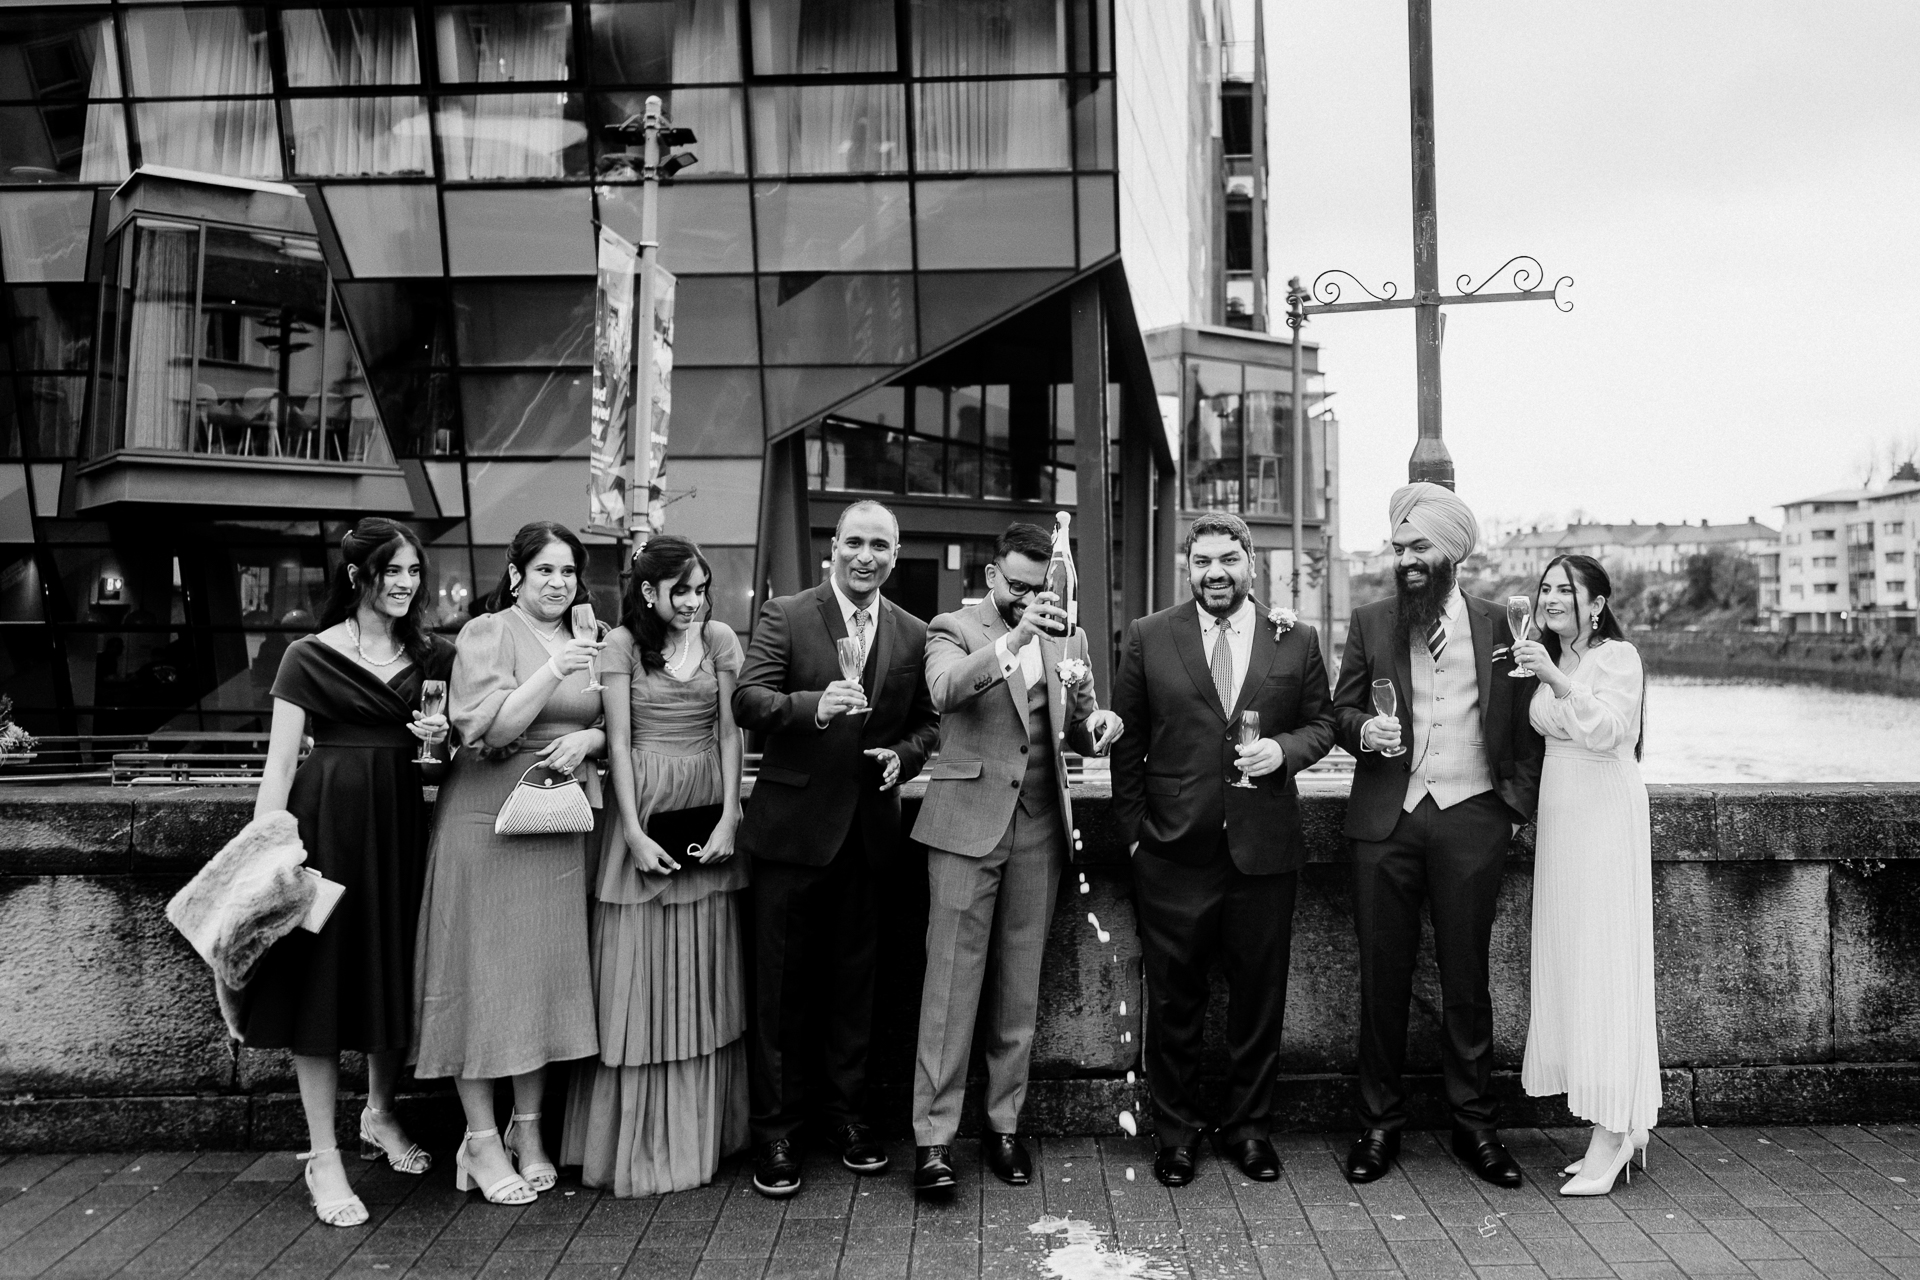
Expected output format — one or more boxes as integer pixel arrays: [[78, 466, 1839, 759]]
[[1016, 671, 1058, 817], [1403, 601, 1494, 812]]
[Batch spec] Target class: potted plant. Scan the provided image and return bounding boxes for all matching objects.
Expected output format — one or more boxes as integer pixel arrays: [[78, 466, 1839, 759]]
[[0, 695, 38, 765]]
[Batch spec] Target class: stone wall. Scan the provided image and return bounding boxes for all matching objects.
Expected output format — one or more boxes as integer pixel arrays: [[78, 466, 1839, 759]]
[[4, 783, 1920, 1151], [1636, 629, 1920, 697]]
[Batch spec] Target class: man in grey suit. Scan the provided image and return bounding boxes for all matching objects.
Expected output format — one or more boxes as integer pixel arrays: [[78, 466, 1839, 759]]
[[908, 522, 1124, 1194]]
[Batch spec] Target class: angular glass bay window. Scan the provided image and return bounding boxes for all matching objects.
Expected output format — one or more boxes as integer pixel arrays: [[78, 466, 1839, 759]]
[[90, 218, 391, 467]]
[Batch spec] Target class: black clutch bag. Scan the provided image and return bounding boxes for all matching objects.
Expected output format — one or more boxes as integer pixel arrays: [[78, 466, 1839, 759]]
[[645, 803, 726, 859]]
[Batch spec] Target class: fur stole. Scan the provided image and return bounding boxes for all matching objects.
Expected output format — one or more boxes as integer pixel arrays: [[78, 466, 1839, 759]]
[[165, 810, 314, 1038]]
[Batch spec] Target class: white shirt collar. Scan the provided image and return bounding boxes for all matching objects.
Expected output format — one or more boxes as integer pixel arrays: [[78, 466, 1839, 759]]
[[830, 576, 878, 626], [1440, 587, 1464, 624], [1201, 596, 1257, 634]]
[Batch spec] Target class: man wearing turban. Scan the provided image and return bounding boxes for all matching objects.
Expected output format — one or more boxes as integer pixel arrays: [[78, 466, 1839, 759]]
[[1331, 482, 1544, 1190]]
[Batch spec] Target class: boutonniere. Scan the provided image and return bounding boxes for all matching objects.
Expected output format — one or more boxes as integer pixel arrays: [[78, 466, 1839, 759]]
[[1267, 606, 1298, 639], [1055, 657, 1092, 689]]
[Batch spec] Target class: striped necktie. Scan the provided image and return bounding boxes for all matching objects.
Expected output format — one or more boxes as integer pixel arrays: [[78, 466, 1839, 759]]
[[1427, 616, 1448, 663], [1209, 620, 1236, 711]]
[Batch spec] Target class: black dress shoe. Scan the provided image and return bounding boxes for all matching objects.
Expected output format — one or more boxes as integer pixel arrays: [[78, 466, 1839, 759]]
[[752, 1139, 802, 1199], [828, 1122, 889, 1175], [1344, 1129, 1401, 1184], [1452, 1128, 1524, 1189], [984, 1131, 1032, 1186], [913, 1145, 957, 1194], [1153, 1144, 1197, 1187], [1223, 1137, 1280, 1181]]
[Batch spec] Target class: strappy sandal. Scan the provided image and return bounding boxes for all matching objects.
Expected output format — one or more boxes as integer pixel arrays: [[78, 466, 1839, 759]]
[[299, 1147, 369, 1228], [359, 1105, 431, 1175], [454, 1128, 536, 1204], [504, 1112, 558, 1192]]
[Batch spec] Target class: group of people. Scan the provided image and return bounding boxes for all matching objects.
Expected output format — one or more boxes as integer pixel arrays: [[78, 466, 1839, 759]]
[[238, 477, 1657, 1232]]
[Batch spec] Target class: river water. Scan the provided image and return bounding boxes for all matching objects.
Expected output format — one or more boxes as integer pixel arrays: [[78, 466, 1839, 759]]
[[1640, 677, 1920, 784]]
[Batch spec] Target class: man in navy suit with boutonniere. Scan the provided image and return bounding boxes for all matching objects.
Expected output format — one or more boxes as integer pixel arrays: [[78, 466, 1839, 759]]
[[1110, 511, 1335, 1188]]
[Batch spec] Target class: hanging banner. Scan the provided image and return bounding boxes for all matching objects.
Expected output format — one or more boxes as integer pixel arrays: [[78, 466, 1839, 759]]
[[587, 227, 637, 537], [631, 261, 677, 537]]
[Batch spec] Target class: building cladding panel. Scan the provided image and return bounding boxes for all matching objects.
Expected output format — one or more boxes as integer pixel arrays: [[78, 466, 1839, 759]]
[[0, 0, 1156, 734]]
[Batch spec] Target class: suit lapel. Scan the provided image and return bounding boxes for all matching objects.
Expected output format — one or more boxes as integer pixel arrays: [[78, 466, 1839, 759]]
[[1389, 601, 1415, 743], [1466, 594, 1496, 736], [814, 581, 849, 646], [977, 597, 1029, 730], [1172, 601, 1227, 723], [1229, 602, 1279, 721], [865, 596, 896, 699]]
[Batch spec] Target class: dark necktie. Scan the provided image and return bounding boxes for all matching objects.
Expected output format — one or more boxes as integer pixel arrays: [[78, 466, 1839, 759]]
[[853, 607, 871, 667], [1428, 616, 1448, 663], [1210, 621, 1235, 711]]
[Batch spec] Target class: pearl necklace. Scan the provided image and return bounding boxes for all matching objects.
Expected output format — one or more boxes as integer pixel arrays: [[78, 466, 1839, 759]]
[[348, 618, 405, 668], [665, 631, 697, 678]]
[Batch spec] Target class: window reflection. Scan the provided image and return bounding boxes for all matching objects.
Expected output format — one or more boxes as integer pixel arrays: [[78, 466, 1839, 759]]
[[4, 286, 95, 371], [281, 8, 421, 87], [454, 282, 595, 366], [435, 5, 574, 82], [1072, 78, 1114, 168], [667, 367, 762, 454], [753, 181, 912, 273], [1185, 359, 1242, 513], [759, 274, 915, 365], [318, 185, 444, 276], [287, 97, 433, 177], [0, 13, 127, 182], [672, 277, 758, 365], [124, 7, 274, 96], [751, 85, 906, 175], [915, 82, 1069, 172], [911, 0, 1067, 74], [458, 371, 592, 456], [437, 93, 589, 180], [749, 0, 896, 75], [597, 183, 753, 274], [809, 380, 1073, 502], [915, 176, 1074, 269], [135, 102, 283, 180], [2, 377, 86, 459], [1077, 173, 1115, 262], [589, 0, 741, 84], [443, 187, 595, 275], [594, 88, 745, 178]]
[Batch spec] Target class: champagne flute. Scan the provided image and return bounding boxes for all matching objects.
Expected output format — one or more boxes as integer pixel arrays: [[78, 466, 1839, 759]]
[[834, 635, 869, 717], [1370, 678, 1406, 757], [1505, 594, 1534, 678], [414, 679, 447, 765], [1230, 709, 1261, 789], [572, 603, 604, 692]]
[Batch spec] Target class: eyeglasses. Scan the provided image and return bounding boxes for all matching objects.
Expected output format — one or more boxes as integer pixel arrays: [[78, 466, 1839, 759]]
[[996, 572, 1047, 597]]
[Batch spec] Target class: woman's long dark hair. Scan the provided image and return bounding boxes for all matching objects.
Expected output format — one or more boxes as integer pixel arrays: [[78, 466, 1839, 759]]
[[1535, 553, 1644, 759], [625, 534, 713, 671], [320, 518, 436, 665], [485, 521, 592, 614]]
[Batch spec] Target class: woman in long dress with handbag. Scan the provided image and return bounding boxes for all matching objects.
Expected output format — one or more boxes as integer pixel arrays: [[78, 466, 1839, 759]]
[[243, 518, 452, 1227], [562, 535, 750, 1194], [412, 521, 606, 1204], [1512, 553, 1660, 1197]]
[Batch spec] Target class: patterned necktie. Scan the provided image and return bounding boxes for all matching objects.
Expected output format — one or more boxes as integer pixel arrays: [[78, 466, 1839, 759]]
[[1210, 620, 1236, 711], [1428, 616, 1448, 663], [852, 606, 871, 668]]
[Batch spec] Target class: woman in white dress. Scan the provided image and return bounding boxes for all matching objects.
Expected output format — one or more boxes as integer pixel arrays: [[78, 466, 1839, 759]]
[[1511, 554, 1658, 1197]]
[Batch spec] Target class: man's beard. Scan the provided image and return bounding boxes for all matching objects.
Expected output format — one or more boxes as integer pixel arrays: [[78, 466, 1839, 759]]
[[1190, 574, 1249, 618], [995, 594, 1026, 630], [1395, 557, 1457, 637]]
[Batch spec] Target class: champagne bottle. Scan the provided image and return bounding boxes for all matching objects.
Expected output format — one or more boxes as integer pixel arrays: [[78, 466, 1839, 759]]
[[1044, 511, 1078, 636]]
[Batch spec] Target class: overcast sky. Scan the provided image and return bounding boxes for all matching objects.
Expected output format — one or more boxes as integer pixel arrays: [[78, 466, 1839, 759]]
[[1267, 1, 1920, 551]]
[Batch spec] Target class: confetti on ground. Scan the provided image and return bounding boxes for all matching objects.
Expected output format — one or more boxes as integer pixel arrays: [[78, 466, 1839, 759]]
[[1117, 1110, 1137, 1136], [1125, 1168, 1135, 1181], [1121, 1032, 1131, 1042], [1029, 1215, 1174, 1280], [1118, 1001, 1127, 1015], [1126, 1071, 1135, 1084], [1478, 1215, 1500, 1237], [1390, 1214, 1406, 1221], [1080, 883, 1091, 894]]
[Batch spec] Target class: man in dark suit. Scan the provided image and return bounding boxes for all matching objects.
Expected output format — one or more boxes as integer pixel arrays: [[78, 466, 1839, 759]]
[[1331, 482, 1543, 1189], [1110, 511, 1336, 1187], [735, 499, 940, 1200]]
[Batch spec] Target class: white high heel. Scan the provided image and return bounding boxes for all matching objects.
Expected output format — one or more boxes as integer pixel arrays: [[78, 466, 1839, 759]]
[[1560, 1130, 1637, 1196], [504, 1112, 558, 1192], [1563, 1128, 1649, 1176], [359, 1105, 431, 1175], [454, 1128, 537, 1204], [299, 1147, 369, 1227]]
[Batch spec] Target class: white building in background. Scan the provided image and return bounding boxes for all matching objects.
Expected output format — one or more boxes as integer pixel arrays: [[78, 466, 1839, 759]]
[[1492, 520, 1779, 582], [1772, 465, 1920, 634]]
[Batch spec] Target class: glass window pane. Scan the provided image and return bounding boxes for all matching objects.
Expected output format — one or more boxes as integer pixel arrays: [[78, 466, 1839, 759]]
[[914, 81, 1068, 172], [673, 276, 758, 365], [765, 366, 892, 436], [3, 376, 86, 458], [194, 227, 339, 461], [915, 176, 1074, 269], [465, 458, 593, 541], [443, 187, 595, 276], [0, 11, 122, 98], [1072, 77, 1114, 168], [835, 383, 904, 427], [753, 181, 911, 273], [911, 0, 1065, 74], [320, 185, 444, 276], [436, 94, 589, 180], [700, 545, 754, 634], [453, 280, 595, 365], [749, 0, 896, 75], [113, 222, 199, 453], [811, 419, 901, 492], [0, 103, 128, 185], [759, 273, 914, 365], [669, 367, 762, 454], [589, 0, 740, 84], [1185, 358, 1242, 513], [124, 7, 273, 95], [1077, 173, 1114, 263], [915, 269, 1068, 352], [459, 370, 592, 454], [660, 457, 760, 546], [4, 286, 95, 370], [288, 97, 433, 177], [134, 101, 283, 180], [593, 88, 744, 179], [434, 5, 574, 83], [597, 182, 753, 273], [904, 434, 941, 495], [282, 8, 421, 87], [750, 85, 906, 176], [424, 544, 476, 627]]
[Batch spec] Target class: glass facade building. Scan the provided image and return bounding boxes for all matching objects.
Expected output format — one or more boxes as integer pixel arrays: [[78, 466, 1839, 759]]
[[0, 0, 1328, 739]]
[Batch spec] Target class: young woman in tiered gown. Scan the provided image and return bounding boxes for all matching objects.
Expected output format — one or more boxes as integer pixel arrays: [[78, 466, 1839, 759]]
[[1512, 553, 1660, 1196], [563, 535, 750, 1195]]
